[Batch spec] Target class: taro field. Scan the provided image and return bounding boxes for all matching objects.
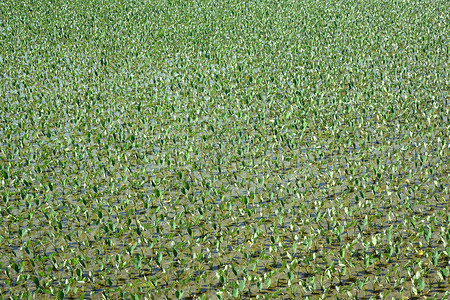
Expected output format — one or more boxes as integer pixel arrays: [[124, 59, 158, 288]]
[[0, 0, 449, 299]]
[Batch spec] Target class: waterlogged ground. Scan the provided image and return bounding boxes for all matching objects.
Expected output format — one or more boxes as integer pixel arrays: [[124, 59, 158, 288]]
[[1, 0, 449, 299]]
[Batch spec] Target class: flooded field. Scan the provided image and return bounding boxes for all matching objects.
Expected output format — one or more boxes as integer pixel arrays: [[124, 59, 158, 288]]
[[0, 0, 449, 298]]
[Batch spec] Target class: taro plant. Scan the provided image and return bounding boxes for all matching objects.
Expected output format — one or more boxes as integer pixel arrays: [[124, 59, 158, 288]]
[[0, 0, 449, 298]]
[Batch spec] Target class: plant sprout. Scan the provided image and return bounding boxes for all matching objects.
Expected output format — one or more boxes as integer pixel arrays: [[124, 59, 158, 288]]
[[0, 0, 449, 298]]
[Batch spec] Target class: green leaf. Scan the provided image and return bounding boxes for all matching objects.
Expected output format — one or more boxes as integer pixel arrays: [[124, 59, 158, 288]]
[[371, 235, 377, 246], [239, 279, 245, 291], [265, 278, 271, 289], [172, 248, 178, 258], [288, 271, 294, 281], [131, 242, 137, 253], [386, 230, 392, 242], [424, 227, 432, 243], [232, 265, 238, 276], [175, 290, 183, 299], [357, 279, 364, 290], [232, 288, 239, 298], [292, 242, 297, 253], [32, 277, 39, 288], [131, 293, 140, 300], [257, 282, 263, 291], [416, 278, 425, 291], [157, 252, 162, 266], [217, 291, 223, 300], [64, 284, 70, 294], [134, 256, 142, 270], [12, 263, 23, 273], [432, 249, 440, 266]]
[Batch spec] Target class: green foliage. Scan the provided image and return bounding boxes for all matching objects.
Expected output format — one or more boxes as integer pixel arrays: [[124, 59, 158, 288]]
[[0, 0, 449, 298]]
